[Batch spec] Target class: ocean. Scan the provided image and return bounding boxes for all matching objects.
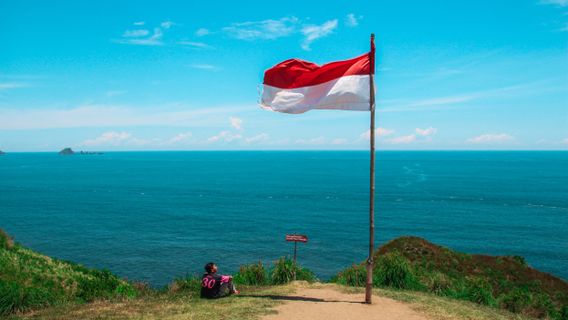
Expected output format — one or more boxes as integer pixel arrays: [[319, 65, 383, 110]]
[[1, 151, 567, 286]]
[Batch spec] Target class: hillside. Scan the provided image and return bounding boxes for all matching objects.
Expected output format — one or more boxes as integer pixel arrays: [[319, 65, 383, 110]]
[[0, 229, 136, 316], [333, 236, 568, 319], [2, 228, 567, 319]]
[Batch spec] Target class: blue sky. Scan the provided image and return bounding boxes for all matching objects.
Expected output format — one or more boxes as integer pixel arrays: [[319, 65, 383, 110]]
[[0, 0, 567, 151]]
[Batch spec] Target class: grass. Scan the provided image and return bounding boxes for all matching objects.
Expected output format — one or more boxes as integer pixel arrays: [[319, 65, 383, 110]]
[[3, 228, 568, 320], [332, 236, 568, 319], [341, 284, 531, 320], [10, 285, 293, 320], [0, 229, 135, 316], [233, 258, 317, 286]]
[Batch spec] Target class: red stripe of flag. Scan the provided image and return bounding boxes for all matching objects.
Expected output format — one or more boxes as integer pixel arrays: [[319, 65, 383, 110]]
[[263, 52, 373, 89]]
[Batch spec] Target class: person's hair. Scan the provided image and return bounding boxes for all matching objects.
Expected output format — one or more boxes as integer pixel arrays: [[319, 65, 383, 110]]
[[204, 262, 216, 273]]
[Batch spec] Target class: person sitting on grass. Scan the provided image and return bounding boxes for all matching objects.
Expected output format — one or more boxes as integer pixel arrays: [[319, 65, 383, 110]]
[[200, 262, 239, 299]]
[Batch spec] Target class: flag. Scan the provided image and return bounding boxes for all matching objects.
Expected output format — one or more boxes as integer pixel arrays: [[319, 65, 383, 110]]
[[260, 49, 375, 114]]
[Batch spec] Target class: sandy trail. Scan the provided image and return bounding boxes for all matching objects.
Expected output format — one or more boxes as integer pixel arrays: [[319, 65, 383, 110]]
[[261, 284, 430, 320]]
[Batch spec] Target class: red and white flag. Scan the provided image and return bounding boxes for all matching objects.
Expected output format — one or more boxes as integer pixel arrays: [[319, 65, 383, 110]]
[[260, 47, 375, 114]]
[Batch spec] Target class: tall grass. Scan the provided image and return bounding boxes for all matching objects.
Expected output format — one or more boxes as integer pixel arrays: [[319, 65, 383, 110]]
[[270, 257, 317, 285], [333, 237, 568, 320], [374, 252, 421, 289], [234, 261, 269, 286], [0, 229, 137, 316]]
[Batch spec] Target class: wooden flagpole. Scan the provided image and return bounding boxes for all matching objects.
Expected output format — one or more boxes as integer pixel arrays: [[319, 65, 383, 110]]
[[365, 33, 376, 304]]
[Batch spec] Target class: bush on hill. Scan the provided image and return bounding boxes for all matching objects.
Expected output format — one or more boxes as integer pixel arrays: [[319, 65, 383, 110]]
[[0, 229, 137, 316], [234, 261, 269, 286], [332, 236, 568, 320]]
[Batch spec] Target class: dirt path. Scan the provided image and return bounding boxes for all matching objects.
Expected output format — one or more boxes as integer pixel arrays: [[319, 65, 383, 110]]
[[261, 284, 431, 320]]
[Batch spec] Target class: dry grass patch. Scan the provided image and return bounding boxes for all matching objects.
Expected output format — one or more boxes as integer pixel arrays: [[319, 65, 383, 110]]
[[12, 285, 294, 320], [339, 285, 531, 320]]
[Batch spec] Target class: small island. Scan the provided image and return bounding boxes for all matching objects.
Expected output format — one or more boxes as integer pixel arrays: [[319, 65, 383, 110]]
[[58, 148, 103, 155], [0, 150, 5, 155], [58, 147, 75, 155]]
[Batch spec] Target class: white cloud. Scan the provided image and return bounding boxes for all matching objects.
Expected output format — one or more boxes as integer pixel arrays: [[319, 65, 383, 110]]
[[541, 0, 568, 6], [230, 116, 243, 130], [0, 104, 252, 130], [387, 134, 417, 144], [245, 133, 270, 144], [223, 17, 298, 40], [295, 136, 326, 145], [81, 131, 143, 147], [331, 138, 348, 145], [561, 138, 568, 145], [467, 133, 515, 144], [123, 29, 149, 37], [207, 131, 242, 143], [195, 28, 210, 36], [408, 95, 474, 108], [345, 14, 361, 27], [359, 127, 395, 140], [0, 82, 29, 90], [177, 41, 213, 49], [81, 131, 196, 148], [133, 21, 145, 26], [160, 21, 174, 29], [114, 21, 174, 46], [168, 132, 193, 144], [415, 127, 438, 136], [187, 64, 220, 71], [301, 19, 338, 50]]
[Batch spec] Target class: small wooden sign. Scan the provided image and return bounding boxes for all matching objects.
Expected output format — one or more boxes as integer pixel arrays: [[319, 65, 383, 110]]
[[285, 234, 308, 243]]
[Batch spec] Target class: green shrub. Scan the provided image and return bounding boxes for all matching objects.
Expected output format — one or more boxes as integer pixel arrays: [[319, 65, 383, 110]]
[[0, 229, 14, 250], [424, 272, 453, 295], [530, 293, 558, 319], [331, 264, 366, 287], [462, 278, 496, 306], [511, 255, 527, 267], [75, 269, 132, 302], [374, 252, 419, 289], [270, 257, 295, 285], [0, 280, 54, 316], [560, 305, 568, 320], [115, 283, 137, 299], [295, 265, 317, 283], [270, 257, 317, 285], [234, 261, 268, 286], [499, 288, 531, 313], [169, 275, 201, 294]]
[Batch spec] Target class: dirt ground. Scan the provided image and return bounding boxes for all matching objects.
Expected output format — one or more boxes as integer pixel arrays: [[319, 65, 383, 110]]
[[261, 284, 431, 320]]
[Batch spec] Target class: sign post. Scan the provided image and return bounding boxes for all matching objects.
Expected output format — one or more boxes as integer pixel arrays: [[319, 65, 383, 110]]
[[285, 234, 308, 281]]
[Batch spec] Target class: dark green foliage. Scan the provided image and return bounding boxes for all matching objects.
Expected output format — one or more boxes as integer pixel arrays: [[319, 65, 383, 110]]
[[334, 236, 568, 319], [76, 270, 131, 302], [511, 255, 527, 267], [499, 288, 531, 313], [374, 252, 420, 290], [331, 264, 366, 287], [560, 305, 568, 320], [0, 280, 54, 316], [424, 272, 453, 296], [234, 261, 269, 286], [461, 278, 496, 306], [270, 257, 317, 285], [0, 228, 137, 316], [169, 276, 202, 294]]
